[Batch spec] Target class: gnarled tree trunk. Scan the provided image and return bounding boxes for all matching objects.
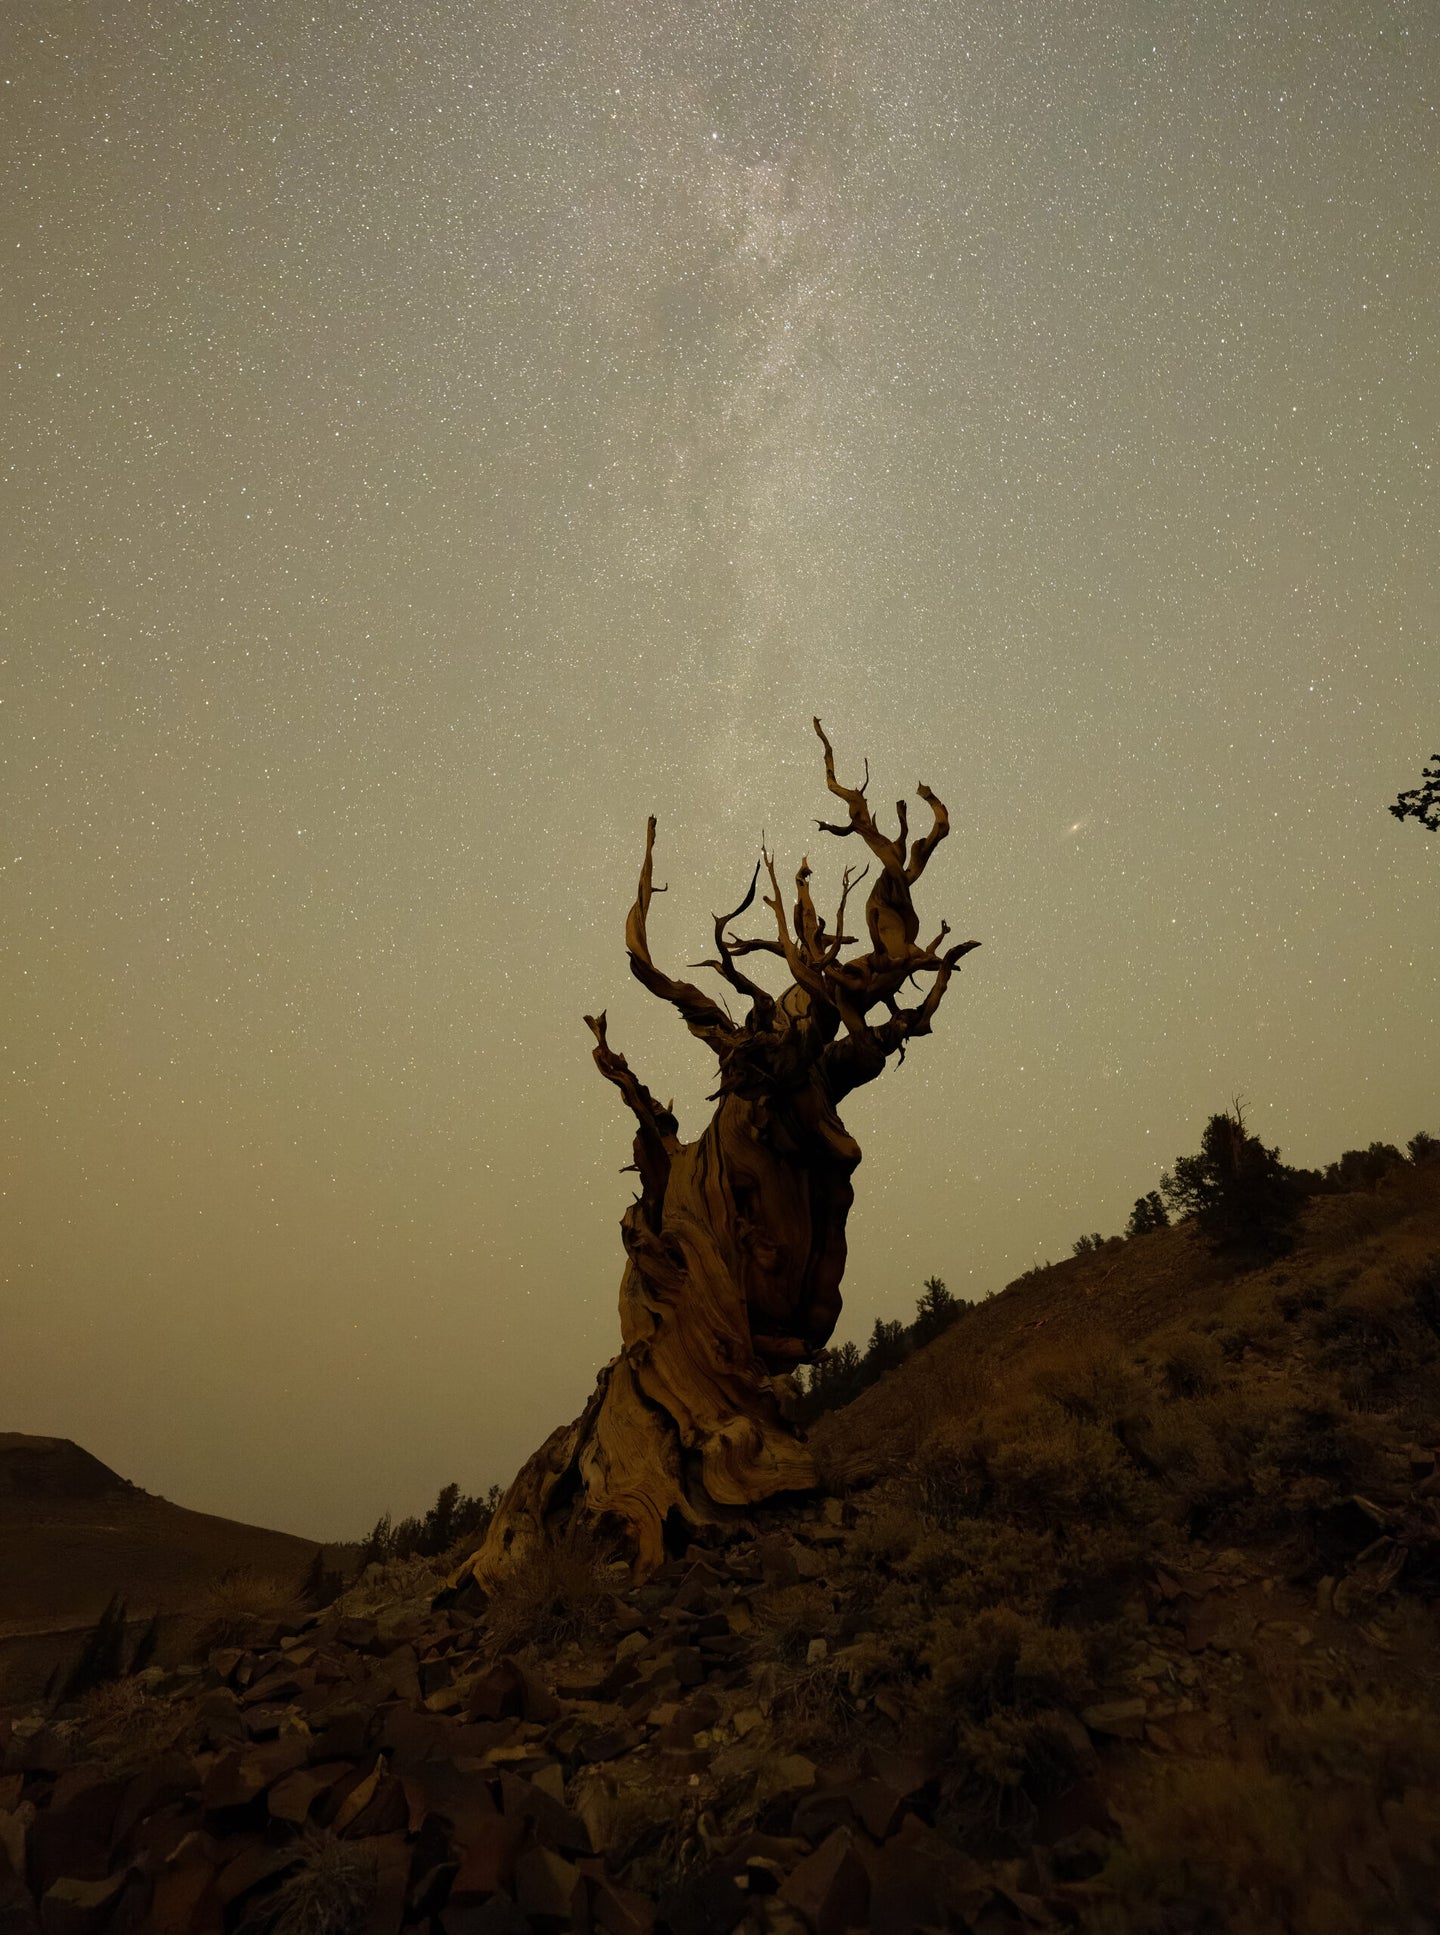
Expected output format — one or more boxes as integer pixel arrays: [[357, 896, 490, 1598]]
[[454, 722, 978, 1583]]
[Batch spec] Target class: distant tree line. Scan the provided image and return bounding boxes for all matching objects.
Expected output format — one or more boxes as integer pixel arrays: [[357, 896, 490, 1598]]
[[358, 1480, 502, 1570], [796, 1276, 971, 1422], [1066, 1111, 1439, 1264]]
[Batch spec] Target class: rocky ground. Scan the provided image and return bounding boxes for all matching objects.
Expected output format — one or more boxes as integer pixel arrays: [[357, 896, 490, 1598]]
[[4, 1469, 1438, 1935], [4, 1162, 1439, 1933]]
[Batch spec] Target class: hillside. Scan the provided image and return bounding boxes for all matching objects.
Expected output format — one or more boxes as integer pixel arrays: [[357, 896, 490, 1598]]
[[0, 1436, 320, 1698], [2, 1159, 1437, 1934]]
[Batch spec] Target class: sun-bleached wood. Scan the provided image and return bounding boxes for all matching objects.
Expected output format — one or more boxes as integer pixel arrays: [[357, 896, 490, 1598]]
[[453, 721, 978, 1583]]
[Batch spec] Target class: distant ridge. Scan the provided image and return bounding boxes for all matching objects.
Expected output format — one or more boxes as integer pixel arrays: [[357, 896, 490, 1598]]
[[0, 1433, 319, 1676], [0, 1434, 134, 1502]]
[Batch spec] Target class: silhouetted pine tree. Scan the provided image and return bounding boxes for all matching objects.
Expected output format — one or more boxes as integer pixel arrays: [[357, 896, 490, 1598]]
[[1125, 1191, 1169, 1237], [1161, 1105, 1302, 1257], [358, 1513, 394, 1568], [914, 1276, 962, 1344], [301, 1547, 343, 1608], [863, 1317, 910, 1380]]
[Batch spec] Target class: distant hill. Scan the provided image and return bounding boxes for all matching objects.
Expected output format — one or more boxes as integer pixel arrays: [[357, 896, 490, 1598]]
[[0, 1433, 319, 1672]]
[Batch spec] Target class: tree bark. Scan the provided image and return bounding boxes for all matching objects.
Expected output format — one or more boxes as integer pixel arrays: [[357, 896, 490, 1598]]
[[453, 723, 978, 1584]]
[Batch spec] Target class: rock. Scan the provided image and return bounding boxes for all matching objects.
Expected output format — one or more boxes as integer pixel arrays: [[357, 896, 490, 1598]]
[[499, 1773, 594, 1855], [448, 1816, 528, 1902], [663, 1870, 748, 1935], [577, 1727, 636, 1764], [592, 1876, 656, 1935], [756, 1539, 799, 1589], [313, 1708, 372, 1761], [400, 1761, 498, 1843], [112, 1753, 195, 1848], [514, 1846, 584, 1920], [1259, 1621, 1313, 1648], [332, 1763, 384, 1833], [0, 1807, 29, 1883], [213, 1839, 305, 1908], [360, 1833, 413, 1935], [615, 1630, 650, 1661], [672, 1647, 706, 1688], [466, 1661, 525, 1723], [27, 1772, 124, 1894], [779, 1827, 869, 1935], [0, 1872, 42, 1935], [268, 1761, 352, 1825], [442, 1892, 532, 1934], [201, 1736, 310, 1809], [240, 1669, 310, 1707], [1080, 1699, 1148, 1740], [342, 1773, 410, 1839], [846, 1778, 905, 1842], [38, 1873, 129, 1935]]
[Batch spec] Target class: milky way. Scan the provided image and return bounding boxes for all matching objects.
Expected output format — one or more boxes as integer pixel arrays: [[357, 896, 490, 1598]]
[[4, 1, 1437, 1535]]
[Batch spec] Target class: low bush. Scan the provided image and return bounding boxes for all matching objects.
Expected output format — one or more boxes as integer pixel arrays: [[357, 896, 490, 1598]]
[[192, 1570, 305, 1649], [479, 1523, 613, 1655], [242, 1830, 376, 1935], [1160, 1330, 1225, 1398]]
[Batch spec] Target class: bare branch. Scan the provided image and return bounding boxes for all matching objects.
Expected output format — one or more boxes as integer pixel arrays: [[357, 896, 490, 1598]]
[[623, 817, 739, 1051], [584, 1011, 680, 1226], [699, 860, 775, 1016], [812, 717, 904, 874], [793, 857, 823, 954], [905, 781, 950, 883]]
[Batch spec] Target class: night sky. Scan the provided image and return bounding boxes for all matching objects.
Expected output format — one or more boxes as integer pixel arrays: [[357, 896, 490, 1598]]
[[4, 1, 1437, 1540]]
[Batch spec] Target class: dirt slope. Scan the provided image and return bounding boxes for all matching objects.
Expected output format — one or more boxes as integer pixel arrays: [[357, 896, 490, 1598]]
[[0, 1435, 317, 1638]]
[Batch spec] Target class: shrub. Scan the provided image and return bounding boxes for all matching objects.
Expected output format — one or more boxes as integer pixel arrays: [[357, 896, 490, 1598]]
[[918, 1402, 1148, 1535], [1395, 1253, 1440, 1338], [480, 1523, 612, 1655], [193, 1570, 305, 1649], [243, 1830, 376, 1935], [751, 1582, 835, 1664], [1322, 1142, 1407, 1192], [1160, 1331, 1225, 1398]]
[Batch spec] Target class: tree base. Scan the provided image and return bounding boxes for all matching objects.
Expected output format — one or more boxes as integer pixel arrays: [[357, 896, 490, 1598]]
[[451, 1346, 816, 1586]]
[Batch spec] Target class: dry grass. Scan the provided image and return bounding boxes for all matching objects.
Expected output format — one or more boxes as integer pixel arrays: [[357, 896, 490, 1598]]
[[71, 1675, 189, 1773], [480, 1523, 614, 1655], [750, 1581, 835, 1665], [191, 1568, 306, 1648], [241, 1831, 376, 1935]]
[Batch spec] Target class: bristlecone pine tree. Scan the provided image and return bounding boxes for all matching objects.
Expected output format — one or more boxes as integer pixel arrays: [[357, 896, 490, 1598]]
[[455, 720, 978, 1584]]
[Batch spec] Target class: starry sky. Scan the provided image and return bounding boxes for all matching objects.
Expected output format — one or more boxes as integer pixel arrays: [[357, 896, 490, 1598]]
[[4, 0, 1437, 1540]]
